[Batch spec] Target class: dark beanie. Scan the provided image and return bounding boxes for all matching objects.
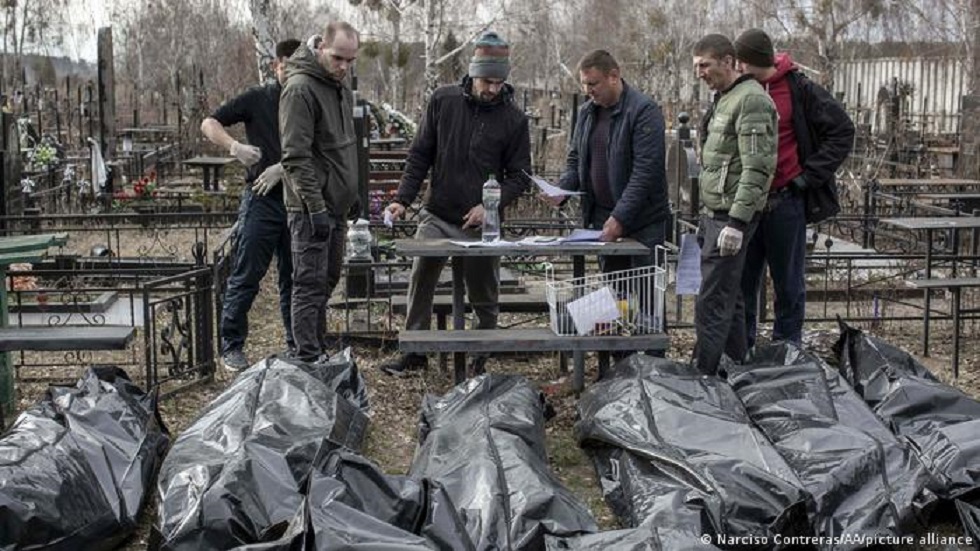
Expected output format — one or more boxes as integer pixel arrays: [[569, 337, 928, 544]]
[[469, 31, 511, 79], [735, 28, 775, 68]]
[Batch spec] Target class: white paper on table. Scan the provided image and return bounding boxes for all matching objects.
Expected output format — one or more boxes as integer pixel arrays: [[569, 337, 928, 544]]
[[448, 240, 514, 248], [559, 229, 603, 243], [528, 173, 583, 197], [676, 233, 702, 295], [517, 236, 560, 245], [565, 286, 621, 336]]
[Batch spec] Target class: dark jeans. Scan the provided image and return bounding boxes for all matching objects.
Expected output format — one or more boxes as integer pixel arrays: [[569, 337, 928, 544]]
[[588, 215, 666, 272], [694, 212, 759, 375], [741, 190, 807, 348], [221, 190, 292, 355], [288, 212, 344, 362]]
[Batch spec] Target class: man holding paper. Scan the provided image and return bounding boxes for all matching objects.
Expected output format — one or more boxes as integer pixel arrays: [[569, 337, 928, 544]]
[[550, 49, 668, 272], [380, 32, 531, 377]]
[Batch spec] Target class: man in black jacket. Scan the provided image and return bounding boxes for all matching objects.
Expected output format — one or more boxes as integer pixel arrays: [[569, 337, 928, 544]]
[[734, 29, 854, 348], [381, 31, 531, 376]]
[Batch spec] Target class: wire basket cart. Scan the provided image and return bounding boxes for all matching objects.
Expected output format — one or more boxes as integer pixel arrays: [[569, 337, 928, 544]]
[[545, 246, 667, 336]]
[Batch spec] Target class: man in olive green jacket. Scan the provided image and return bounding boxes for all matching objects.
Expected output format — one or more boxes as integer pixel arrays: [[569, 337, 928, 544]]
[[692, 34, 777, 375], [280, 22, 360, 362]]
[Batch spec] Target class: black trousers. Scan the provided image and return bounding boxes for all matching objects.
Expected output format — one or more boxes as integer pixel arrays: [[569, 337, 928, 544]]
[[694, 212, 759, 375], [288, 212, 345, 362]]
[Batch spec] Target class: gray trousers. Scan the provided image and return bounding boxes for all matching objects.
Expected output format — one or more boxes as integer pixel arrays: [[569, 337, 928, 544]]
[[694, 212, 759, 375], [406, 209, 499, 331], [288, 212, 344, 362]]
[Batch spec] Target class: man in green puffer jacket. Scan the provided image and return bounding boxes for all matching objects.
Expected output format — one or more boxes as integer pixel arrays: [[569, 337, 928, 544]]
[[280, 22, 360, 363], [691, 34, 777, 376]]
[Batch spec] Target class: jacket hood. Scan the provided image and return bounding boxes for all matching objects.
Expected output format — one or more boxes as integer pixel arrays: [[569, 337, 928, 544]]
[[764, 52, 797, 84], [284, 45, 342, 89], [461, 75, 516, 108]]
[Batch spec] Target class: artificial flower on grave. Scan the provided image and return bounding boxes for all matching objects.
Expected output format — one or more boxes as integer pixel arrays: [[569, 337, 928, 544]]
[[380, 102, 417, 141], [31, 142, 57, 171], [132, 171, 158, 198], [7, 263, 37, 292]]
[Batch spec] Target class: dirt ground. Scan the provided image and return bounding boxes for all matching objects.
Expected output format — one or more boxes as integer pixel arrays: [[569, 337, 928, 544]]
[[12, 262, 980, 550]]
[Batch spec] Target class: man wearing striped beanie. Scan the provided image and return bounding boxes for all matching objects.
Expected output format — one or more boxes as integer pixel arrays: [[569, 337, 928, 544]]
[[381, 31, 530, 377], [468, 32, 510, 83]]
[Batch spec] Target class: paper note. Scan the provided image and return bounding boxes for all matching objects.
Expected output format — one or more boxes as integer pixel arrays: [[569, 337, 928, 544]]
[[565, 286, 621, 336], [676, 233, 702, 295], [517, 236, 559, 245], [383, 209, 394, 228], [559, 229, 603, 243], [448, 240, 514, 248], [528, 173, 583, 197]]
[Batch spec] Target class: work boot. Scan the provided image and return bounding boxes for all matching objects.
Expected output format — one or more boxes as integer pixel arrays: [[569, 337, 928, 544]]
[[379, 353, 427, 377], [221, 349, 250, 372]]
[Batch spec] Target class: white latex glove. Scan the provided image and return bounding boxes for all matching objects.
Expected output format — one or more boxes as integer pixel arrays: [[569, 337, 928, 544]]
[[716, 226, 744, 256], [230, 141, 261, 166], [252, 163, 284, 195]]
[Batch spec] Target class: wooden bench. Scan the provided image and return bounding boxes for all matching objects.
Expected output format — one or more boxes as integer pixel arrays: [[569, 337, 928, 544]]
[[0, 326, 136, 352], [390, 293, 548, 329], [391, 293, 550, 373], [907, 277, 980, 378], [399, 328, 669, 392]]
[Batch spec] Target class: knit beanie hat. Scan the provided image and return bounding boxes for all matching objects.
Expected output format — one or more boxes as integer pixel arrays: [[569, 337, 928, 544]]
[[468, 31, 511, 79], [734, 28, 775, 68]]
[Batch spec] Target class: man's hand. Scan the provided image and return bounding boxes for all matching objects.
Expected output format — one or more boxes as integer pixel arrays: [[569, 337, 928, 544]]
[[252, 163, 284, 195], [538, 192, 564, 208], [716, 226, 744, 256], [310, 210, 333, 241], [790, 174, 808, 194], [600, 216, 624, 242], [230, 141, 262, 166], [462, 204, 486, 229], [384, 202, 406, 222]]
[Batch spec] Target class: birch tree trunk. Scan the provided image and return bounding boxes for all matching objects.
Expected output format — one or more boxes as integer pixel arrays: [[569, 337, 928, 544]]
[[391, 13, 403, 110], [423, 0, 441, 100], [249, 0, 276, 84]]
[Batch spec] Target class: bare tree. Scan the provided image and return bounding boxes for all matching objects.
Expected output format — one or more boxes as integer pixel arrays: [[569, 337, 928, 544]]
[[0, 0, 72, 90], [249, 0, 276, 83], [755, 0, 887, 86], [349, 0, 421, 109]]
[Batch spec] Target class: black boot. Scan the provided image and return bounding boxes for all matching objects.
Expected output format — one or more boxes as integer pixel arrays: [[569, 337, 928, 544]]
[[379, 353, 428, 377]]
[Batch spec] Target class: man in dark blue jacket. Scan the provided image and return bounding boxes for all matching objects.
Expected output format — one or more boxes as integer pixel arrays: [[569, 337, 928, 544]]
[[554, 49, 669, 271], [380, 32, 531, 376], [551, 50, 669, 344], [202, 38, 301, 371]]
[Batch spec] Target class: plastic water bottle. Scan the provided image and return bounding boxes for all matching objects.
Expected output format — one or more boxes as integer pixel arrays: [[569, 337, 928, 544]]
[[482, 173, 501, 242]]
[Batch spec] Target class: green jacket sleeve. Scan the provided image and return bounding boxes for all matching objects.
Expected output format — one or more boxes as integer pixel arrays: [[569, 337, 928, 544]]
[[729, 93, 776, 224], [280, 82, 325, 214]]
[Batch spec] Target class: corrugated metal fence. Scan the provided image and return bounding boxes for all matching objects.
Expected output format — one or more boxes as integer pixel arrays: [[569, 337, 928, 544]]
[[834, 57, 966, 135]]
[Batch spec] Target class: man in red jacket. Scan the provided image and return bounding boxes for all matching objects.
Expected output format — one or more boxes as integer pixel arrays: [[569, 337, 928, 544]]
[[734, 29, 854, 349]]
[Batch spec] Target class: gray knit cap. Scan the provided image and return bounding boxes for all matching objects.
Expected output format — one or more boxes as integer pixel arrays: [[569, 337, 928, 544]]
[[468, 31, 511, 79]]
